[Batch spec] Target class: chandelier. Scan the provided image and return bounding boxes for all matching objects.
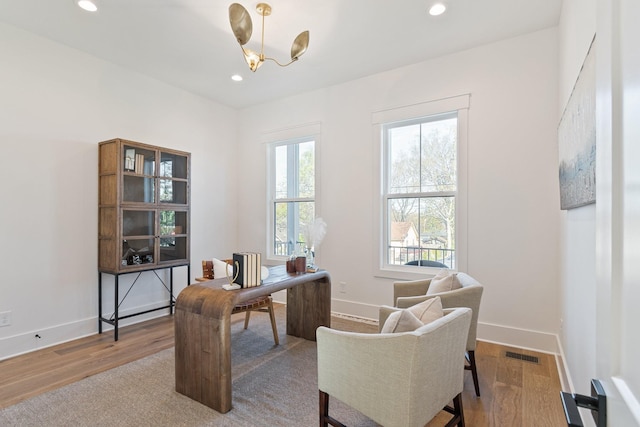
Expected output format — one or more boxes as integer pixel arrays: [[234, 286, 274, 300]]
[[228, 3, 310, 72]]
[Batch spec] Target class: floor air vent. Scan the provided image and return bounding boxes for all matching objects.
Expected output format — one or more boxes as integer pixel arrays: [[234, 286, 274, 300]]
[[505, 351, 539, 364]]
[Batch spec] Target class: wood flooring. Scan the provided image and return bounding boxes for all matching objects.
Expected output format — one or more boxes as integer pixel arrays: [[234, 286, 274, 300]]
[[0, 308, 567, 426], [0, 316, 174, 410], [427, 340, 566, 426]]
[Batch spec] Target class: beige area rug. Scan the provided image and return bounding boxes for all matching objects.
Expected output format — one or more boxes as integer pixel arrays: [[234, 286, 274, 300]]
[[0, 307, 380, 427]]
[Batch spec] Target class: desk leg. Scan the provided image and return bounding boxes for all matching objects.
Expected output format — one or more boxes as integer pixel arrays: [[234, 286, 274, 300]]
[[286, 278, 331, 340], [175, 272, 330, 413], [175, 289, 234, 413]]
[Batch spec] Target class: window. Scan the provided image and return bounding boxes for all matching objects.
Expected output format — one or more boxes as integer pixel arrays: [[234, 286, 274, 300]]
[[373, 95, 468, 274], [268, 138, 316, 258]]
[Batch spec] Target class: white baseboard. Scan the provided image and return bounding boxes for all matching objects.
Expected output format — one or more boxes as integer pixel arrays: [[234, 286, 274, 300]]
[[555, 335, 574, 392], [0, 317, 96, 361], [325, 298, 563, 355], [330, 298, 380, 322], [476, 321, 559, 354], [2, 296, 563, 361], [272, 294, 380, 322], [272, 293, 381, 324], [0, 301, 174, 361]]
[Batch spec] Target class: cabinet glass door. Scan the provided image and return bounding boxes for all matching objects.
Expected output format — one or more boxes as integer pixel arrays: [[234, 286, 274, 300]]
[[159, 152, 187, 178], [159, 151, 188, 205], [122, 145, 156, 203], [158, 210, 188, 262], [121, 209, 156, 267]]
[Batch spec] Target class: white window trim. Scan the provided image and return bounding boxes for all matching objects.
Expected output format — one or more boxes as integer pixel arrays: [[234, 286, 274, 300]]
[[264, 122, 322, 263], [372, 94, 469, 280]]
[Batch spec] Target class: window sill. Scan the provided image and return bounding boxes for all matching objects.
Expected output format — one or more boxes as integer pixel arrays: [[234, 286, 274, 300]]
[[374, 265, 453, 282]]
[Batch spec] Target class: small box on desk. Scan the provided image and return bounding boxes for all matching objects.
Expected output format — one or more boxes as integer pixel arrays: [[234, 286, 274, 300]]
[[202, 260, 214, 279]]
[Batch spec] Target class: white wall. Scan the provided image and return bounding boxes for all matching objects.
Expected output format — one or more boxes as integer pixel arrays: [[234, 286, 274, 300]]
[[236, 28, 562, 352], [0, 23, 238, 359], [557, 0, 598, 395], [0, 21, 565, 359]]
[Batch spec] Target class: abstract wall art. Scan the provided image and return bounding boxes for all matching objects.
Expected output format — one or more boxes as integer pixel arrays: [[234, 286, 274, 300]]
[[558, 37, 596, 210]]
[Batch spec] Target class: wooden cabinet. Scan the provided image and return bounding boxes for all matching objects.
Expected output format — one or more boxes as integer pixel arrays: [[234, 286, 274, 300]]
[[98, 138, 191, 340], [98, 138, 190, 274]]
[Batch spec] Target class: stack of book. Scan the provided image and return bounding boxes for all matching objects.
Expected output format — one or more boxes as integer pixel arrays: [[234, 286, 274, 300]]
[[124, 149, 146, 174], [232, 252, 262, 287], [134, 153, 145, 174]]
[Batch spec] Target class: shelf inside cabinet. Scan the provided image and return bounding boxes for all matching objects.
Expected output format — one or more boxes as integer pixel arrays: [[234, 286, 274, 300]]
[[123, 145, 155, 175]]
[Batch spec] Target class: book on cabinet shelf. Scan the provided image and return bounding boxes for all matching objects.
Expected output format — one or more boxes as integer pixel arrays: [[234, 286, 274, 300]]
[[134, 153, 144, 174]]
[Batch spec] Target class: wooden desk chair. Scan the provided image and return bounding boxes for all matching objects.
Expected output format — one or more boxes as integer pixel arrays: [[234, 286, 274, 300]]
[[198, 260, 279, 345]]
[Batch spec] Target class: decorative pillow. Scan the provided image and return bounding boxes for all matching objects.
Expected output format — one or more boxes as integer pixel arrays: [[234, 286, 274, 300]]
[[407, 296, 444, 324], [426, 269, 462, 295], [212, 258, 233, 279], [381, 309, 424, 333]]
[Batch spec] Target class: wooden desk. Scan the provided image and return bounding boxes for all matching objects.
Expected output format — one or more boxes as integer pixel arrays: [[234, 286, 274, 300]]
[[174, 265, 331, 413]]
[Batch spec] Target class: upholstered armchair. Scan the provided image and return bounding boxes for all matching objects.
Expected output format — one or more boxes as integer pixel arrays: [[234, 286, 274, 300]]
[[380, 272, 484, 396], [317, 307, 471, 427]]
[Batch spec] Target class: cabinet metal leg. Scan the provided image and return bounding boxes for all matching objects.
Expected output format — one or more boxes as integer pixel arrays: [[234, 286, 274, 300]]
[[98, 272, 103, 334], [98, 265, 189, 341], [170, 268, 174, 315], [114, 275, 119, 341]]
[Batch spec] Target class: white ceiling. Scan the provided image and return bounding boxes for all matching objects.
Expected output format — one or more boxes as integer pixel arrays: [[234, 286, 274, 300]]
[[0, 0, 562, 109]]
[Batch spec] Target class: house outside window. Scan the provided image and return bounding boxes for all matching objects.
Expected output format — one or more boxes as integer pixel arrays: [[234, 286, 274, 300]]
[[268, 137, 316, 258], [373, 95, 469, 274]]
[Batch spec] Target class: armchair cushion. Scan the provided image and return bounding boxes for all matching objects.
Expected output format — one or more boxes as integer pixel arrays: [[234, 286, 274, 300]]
[[381, 309, 423, 333], [378, 305, 400, 333], [381, 296, 443, 333], [426, 269, 462, 294], [408, 295, 443, 324]]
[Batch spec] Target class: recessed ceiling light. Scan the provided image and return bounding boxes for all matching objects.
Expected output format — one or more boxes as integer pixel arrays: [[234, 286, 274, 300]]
[[231, 74, 243, 82], [77, 0, 98, 12], [429, 3, 446, 16]]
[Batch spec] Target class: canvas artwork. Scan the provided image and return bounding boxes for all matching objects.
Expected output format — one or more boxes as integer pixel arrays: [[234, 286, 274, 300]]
[[558, 38, 596, 210]]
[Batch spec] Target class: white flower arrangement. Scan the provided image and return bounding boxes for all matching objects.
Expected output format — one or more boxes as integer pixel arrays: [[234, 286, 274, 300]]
[[302, 217, 327, 251], [302, 218, 327, 270]]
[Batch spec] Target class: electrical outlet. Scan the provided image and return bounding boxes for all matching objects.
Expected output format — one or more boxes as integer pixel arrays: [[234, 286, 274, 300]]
[[0, 311, 11, 327], [339, 281, 347, 293]]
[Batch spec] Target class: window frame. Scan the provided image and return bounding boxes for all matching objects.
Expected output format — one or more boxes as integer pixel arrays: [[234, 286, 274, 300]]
[[265, 123, 321, 262], [372, 95, 469, 279]]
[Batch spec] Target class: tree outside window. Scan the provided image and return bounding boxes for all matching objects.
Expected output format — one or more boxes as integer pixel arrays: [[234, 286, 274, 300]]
[[271, 139, 315, 257], [385, 113, 457, 269]]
